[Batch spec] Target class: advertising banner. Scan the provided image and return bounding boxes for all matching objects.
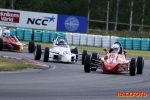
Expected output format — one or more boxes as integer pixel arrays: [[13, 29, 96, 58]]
[[0, 9, 87, 33], [0, 10, 20, 26], [57, 14, 87, 33], [0, 9, 57, 30], [20, 11, 57, 30]]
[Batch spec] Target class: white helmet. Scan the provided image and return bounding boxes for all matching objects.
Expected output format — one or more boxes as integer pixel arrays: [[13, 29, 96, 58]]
[[111, 44, 120, 53], [4, 30, 11, 36]]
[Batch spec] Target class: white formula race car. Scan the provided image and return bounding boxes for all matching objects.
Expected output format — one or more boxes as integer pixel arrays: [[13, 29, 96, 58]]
[[31, 36, 87, 64]]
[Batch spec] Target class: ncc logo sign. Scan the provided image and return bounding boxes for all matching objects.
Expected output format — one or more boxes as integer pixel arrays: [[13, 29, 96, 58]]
[[26, 16, 55, 26], [57, 15, 87, 33], [0, 11, 20, 24]]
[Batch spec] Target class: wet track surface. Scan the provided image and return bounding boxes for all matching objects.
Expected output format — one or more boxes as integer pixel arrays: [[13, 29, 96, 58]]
[[0, 48, 150, 100]]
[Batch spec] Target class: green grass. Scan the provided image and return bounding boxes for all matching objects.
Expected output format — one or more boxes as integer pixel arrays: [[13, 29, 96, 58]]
[[0, 56, 38, 71], [21, 40, 150, 59]]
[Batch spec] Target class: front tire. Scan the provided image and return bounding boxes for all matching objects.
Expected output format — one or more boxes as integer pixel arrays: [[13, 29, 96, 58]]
[[0, 38, 3, 51], [28, 40, 35, 53], [82, 50, 88, 65], [71, 47, 78, 61], [34, 44, 42, 60], [84, 55, 91, 73], [129, 58, 136, 76], [137, 56, 144, 74], [43, 47, 49, 62]]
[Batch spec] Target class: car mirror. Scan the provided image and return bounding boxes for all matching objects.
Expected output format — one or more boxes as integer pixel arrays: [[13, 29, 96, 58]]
[[124, 50, 127, 53], [103, 48, 107, 52], [52, 38, 55, 42]]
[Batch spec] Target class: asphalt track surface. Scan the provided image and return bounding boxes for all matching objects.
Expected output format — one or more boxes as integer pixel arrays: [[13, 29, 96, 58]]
[[0, 48, 150, 100]]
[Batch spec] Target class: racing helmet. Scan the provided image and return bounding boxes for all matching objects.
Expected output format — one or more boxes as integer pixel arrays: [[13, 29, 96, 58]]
[[3, 30, 11, 36], [58, 40, 65, 45], [111, 44, 120, 53]]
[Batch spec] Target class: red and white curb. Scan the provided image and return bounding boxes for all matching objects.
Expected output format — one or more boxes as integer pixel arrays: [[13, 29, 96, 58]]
[[0, 54, 50, 69]]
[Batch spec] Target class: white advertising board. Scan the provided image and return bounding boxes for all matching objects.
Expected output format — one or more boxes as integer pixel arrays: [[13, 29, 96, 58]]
[[0, 9, 58, 30]]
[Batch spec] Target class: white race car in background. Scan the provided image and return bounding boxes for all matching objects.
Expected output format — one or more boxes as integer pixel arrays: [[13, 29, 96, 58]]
[[30, 36, 88, 64]]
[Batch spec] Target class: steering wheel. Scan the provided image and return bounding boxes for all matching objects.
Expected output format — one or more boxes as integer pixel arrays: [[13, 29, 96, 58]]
[[114, 42, 121, 47]]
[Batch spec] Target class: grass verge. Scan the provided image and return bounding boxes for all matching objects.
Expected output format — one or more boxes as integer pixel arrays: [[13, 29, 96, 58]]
[[0, 56, 38, 71]]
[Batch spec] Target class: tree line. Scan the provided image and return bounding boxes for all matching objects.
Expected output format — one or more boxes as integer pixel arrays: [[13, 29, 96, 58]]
[[0, 0, 150, 32]]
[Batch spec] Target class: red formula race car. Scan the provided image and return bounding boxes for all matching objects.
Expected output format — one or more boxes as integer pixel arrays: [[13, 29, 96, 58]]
[[84, 42, 144, 76], [0, 27, 25, 52]]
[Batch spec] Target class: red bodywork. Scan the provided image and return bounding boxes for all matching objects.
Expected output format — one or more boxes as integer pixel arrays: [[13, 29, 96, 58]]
[[99, 51, 129, 73], [0, 36, 24, 52]]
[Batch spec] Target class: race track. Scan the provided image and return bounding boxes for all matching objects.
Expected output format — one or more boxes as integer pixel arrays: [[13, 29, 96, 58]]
[[0, 48, 150, 100]]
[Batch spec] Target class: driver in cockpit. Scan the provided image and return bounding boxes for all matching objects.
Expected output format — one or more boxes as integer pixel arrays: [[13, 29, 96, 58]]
[[109, 44, 120, 54]]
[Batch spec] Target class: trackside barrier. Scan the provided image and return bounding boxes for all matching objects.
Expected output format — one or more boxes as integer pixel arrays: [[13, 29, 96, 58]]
[[72, 33, 80, 45], [24, 29, 32, 41], [87, 34, 95, 46], [50, 31, 57, 42], [16, 27, 24, 40], [110, 36, 118, 46], [34, 30, 42, 42], [80, 34, 87, 46], [141, 38, 149, 50], [117, 37, 125, 48], [94, 35, 102, 47], [102, 36, 110, 48], [65, 32, 73, 44], [9, 28, 16, 36], [8, 28, 150, 50], [125, 38, 133, 50], [133, 38, 141, 50], [42, 30, 50, 43]]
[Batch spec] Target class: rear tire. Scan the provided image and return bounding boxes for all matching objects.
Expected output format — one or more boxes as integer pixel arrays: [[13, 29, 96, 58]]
[[43, 47, 49, 62], [71, 47, 78, 61], [91, 53, 99, 71], [84, 55, 91, 73], [137, 56, 144, 74], [34, 44, 42, 60], [28, 40, 35, 53], [0, 38, 3, 51], [91, 53, 99, 60], [82, 50, 88, 65], [129, 58, 136, 76]]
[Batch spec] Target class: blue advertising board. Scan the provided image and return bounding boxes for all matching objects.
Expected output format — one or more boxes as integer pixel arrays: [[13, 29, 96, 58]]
[[57, 14, 87, 33]]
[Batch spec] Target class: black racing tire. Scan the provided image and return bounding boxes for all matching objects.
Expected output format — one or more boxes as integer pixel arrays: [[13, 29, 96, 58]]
[[84, 55, 91, 73], [34, 44, 42, 60], [91, 53, 99, 60], [129, 58, 136, 76], [82, 50, 88, 65], [137, 56, 144, 74], [0, 38, 3, 51], [91, 53, 99, 71], [28, 40, 35, 53], [71, 47, 78, 61], [43, 47, 49, 62]]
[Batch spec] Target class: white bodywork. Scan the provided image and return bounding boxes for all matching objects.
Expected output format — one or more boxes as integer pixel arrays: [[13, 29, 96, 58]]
[[48, 36, 76, 63]]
